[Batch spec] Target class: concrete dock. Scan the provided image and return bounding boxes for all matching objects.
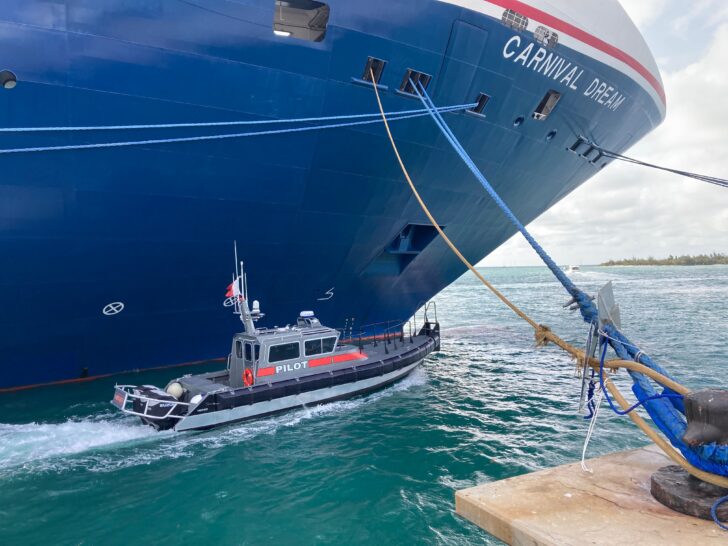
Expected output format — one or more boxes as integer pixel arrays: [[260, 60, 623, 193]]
[[456, 445, 726, 545]]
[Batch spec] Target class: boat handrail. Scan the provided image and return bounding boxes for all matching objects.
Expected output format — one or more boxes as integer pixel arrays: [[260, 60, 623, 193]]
[[112, 385, 191, 421]]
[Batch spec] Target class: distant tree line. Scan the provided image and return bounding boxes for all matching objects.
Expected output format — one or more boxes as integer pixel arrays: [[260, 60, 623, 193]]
[[601, 253, 728, 266]]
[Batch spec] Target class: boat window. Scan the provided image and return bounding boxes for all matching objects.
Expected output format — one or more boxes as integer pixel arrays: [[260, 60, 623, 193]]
[[305, 339, 322, 356], [235, 340, 243, 359], [254, 344, 260, 361], [245, 343, 252, 362], [269, 342, 301, 363], [321, 337, 336, 353], [533, 90, 561, 121], [273, 0, 330, 42]]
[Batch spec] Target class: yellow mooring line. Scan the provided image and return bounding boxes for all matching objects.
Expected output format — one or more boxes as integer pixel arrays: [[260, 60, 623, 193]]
[[369, 70, 728, 489]]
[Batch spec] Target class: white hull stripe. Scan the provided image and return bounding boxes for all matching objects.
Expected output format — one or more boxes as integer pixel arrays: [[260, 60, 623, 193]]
[[439, 0, 666, 116]]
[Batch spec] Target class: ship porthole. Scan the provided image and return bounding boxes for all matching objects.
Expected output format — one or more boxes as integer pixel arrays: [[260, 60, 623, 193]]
[[546, 130, 557, 141], [0, 70, 17, 90], [513, 116, 524, 127]]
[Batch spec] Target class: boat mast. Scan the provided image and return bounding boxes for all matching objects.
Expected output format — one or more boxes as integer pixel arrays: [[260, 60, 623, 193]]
[[236, 261, 256, 334]]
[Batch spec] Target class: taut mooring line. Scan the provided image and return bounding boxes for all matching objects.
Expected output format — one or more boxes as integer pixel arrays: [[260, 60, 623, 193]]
[[369, 68, 728, 490]]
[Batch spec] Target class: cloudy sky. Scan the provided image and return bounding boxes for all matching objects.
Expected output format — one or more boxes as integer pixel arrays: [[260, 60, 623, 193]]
[[480, 0, 728, 266]]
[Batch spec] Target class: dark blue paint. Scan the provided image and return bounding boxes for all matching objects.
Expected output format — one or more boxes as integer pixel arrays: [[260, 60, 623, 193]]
[[0, 1, 662, 388]]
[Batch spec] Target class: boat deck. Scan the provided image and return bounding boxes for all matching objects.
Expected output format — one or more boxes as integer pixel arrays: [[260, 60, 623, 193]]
[[178, 336, 426, 397]]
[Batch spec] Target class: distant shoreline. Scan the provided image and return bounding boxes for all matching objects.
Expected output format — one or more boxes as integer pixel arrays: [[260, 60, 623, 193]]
[[601, 253, 728, 266]]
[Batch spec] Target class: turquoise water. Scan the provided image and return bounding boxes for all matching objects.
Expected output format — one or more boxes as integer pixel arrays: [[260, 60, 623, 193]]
[[1, 266, 726, 545]]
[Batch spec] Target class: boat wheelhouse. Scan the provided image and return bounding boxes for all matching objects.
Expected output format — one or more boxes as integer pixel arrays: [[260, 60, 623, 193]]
[[112, 261, 440, 431]]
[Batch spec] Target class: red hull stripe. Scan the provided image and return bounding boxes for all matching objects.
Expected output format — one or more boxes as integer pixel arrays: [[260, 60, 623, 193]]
[[309, 352, 368, 368], [486, 0, 666, 105], [257, 367, 275, 377]]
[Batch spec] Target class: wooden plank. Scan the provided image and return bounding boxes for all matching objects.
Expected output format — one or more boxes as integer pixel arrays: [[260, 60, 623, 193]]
[[456, 446, 726, 545]]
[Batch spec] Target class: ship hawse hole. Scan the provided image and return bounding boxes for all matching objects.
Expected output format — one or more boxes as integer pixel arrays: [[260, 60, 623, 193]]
[[546, 130, 557, 141], [273, 0, 330, 42], [0, 70, 17, 89], [533, 90, 561, 120], [469, 93, 490, 115], [569, 136, 586, 153], [580, 146, 597, 160], [590, 151, 604, 164], [363, 57, 387, 84], [513, 116, 524, 127], [399, 69, 432, 95]]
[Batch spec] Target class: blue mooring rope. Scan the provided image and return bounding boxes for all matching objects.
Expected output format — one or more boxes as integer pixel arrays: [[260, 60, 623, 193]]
[[410, 80, 728, 488], [0, 103, 474, 133], [0, 102, 476, 154], [596, 342, 682, 416], [712, 495, 728, 531]]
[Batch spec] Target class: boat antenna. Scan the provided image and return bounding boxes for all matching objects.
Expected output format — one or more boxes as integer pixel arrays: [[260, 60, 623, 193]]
[[244, 268, 248, 300], [234, 240, 239, 277]]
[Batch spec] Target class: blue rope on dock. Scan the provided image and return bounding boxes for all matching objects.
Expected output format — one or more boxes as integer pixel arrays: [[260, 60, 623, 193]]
[[596, 342, 683, 416], [411, 80, 728, 478], [713, 495, 728, 531]]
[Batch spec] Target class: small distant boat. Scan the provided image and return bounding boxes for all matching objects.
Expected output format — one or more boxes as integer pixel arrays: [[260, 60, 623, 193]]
[[111, 260, 440, 432], [566, 265, 581, 273]]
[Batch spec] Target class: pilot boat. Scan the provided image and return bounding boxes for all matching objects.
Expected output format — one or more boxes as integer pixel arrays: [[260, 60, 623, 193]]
[[111, 261, 440, 431]]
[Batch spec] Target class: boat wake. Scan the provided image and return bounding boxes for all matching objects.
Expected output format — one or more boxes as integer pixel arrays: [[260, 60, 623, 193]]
[[0, 368, 428, 478], [0, 413, 161, 476]]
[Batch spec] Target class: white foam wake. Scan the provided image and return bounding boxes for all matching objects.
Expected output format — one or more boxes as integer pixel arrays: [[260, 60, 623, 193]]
[[0, 414, 159, 474], [0, 367, 429, 476]]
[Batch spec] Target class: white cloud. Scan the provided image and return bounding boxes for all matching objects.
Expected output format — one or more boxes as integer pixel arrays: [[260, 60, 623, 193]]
[[620, 0, 667, 28], [482, 12, 728, 266]]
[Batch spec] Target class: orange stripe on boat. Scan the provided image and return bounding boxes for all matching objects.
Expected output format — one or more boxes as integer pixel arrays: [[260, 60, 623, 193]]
[[333, 352, 367, 363], [309, 352, 368, 367], [309, 356, 333, 367], [257, 367, 275, 377]]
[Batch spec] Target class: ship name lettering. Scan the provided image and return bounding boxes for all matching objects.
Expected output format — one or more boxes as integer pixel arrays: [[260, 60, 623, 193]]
[[583, 78, 626, 111], [502, 35, 625, 111]]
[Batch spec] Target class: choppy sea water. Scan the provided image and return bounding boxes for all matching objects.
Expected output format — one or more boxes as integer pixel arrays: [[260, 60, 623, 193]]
[[0, 266, 726, 545]]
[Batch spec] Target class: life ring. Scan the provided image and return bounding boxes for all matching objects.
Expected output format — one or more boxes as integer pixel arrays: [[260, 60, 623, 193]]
[[243, 368, 254, 387]]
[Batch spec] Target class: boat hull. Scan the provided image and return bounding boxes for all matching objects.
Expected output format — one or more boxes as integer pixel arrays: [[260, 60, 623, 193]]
[[174, 358, 424, 431], [0, 1, 664, 389]]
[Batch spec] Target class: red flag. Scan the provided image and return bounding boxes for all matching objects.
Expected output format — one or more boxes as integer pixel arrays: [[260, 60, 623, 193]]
[[226, 277, 243, 299]]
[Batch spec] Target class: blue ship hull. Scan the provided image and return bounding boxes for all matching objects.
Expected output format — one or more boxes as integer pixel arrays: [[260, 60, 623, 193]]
[[0, 1, 663, 389]]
